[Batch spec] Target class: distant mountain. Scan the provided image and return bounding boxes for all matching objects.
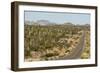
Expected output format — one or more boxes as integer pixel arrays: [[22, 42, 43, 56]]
[[24, 21, 40, 25], [36, 20, 51, 25], [63, 22, 74, 26], [84, 24, 90, 26], [36, 20, 58, 25], [76, 23, 90, 25], [25, 20, 82, 26], [25, 21, 32, 25]]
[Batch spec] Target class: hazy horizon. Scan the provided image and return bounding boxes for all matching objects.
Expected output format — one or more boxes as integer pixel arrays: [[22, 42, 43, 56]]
[[25, 11, 90, 25]]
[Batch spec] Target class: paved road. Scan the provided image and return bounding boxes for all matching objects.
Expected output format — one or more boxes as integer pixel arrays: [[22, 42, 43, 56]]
[[57, 31, 85, 60]]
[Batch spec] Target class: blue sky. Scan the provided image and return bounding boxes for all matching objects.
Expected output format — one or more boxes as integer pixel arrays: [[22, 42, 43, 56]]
[[24, 11, 90, 25]]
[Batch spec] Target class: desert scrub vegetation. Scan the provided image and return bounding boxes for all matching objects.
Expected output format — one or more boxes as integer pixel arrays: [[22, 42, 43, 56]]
[[81, 31, 90, 59], [24, 23, 90, 61]]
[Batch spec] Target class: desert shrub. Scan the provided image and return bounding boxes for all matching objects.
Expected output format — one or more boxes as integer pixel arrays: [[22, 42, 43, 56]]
[[44, 53, 58, 57], [24, 49, 31, 58]]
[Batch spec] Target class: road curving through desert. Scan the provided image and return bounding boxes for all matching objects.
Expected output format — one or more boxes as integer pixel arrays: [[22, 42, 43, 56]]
[[57, 31, 85, 60]]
